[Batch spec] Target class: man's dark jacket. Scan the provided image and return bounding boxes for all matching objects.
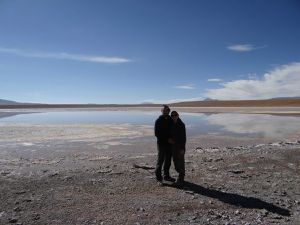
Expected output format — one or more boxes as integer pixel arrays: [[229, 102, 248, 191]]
[[155, 115, 173, 145], [170, 118, 186, 150]]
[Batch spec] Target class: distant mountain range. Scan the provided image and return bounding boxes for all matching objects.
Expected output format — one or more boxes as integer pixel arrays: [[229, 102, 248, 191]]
[[0, 99, 41, 105], [0, 99, 22, 105], [203, 98, 218, 101]]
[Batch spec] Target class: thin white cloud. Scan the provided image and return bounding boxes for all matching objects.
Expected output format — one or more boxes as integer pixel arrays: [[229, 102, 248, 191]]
[[204, 62, 300, 100], [174, 84, 196, 90], [227, 44, 266, 52], [247, 73, 258, 80], [0, 47, 131, 64], [207, 78, 222, 82]]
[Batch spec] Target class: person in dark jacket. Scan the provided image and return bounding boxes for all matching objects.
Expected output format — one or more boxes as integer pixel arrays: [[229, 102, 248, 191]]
[[169, 111, 186, 185], [154, 105, 175, 182]]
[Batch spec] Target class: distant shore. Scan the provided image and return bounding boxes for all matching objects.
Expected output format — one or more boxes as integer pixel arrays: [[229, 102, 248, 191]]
[[1, 98, 300, 109]]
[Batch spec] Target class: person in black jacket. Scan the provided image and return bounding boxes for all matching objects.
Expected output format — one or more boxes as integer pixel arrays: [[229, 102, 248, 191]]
[[169, 111, 186, 185], [154, 105, 175, 182]]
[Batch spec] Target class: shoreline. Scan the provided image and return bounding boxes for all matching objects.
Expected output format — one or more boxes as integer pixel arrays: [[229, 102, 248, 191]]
[[1, 98, 300, 109], [1, 106, 300, 116]]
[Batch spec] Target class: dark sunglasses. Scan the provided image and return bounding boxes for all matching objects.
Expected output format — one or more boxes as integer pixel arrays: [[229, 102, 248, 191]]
[[171, 114, 178, 117]]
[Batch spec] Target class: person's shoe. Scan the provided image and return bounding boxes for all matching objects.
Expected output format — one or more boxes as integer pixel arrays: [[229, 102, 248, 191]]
[[156, 175, 163, 182], [175, 178, 185, 187], [163, 175, 176, 182]]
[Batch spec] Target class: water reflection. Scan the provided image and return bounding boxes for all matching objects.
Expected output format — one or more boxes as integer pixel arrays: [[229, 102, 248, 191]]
[[0, 110, 300, 139], [203, 113, 300, 138], [0, 111, 158, 124], [0, 112, 34, 119]]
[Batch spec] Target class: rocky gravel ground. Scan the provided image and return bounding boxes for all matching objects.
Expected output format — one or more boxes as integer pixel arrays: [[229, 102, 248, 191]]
[[0, 139, 299, 225]]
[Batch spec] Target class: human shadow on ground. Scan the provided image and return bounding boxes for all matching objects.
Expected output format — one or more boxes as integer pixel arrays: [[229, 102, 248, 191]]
[[164, 181, 290, 216]]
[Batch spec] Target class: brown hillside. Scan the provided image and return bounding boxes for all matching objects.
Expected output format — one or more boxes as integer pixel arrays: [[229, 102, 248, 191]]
[[171, 99, 300, 107]]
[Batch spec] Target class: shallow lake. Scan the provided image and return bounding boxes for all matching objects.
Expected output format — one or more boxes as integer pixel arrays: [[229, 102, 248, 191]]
[[0, 109, 300, 140]]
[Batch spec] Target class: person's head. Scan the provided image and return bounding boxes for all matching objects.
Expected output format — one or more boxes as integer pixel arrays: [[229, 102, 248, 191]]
[[161, 105, 170, 117], [171, 111, 179, 122]]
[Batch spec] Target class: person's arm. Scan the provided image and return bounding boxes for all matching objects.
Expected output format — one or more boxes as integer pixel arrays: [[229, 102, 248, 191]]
[[180, 123, 186, 151], [183, 124, 186, 145], [154, 119, 160, 138]]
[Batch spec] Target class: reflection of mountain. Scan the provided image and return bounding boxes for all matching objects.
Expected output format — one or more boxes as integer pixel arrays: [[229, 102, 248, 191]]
[[0, 112, 35, 119], [205, 113, 300, 138]]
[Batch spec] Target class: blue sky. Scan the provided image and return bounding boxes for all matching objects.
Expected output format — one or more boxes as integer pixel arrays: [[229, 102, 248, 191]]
[[0, 0, 300, 104]]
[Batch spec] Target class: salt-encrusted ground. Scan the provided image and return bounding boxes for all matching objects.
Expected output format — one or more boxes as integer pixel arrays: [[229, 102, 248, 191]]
[[0, 134, 299, 225]]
